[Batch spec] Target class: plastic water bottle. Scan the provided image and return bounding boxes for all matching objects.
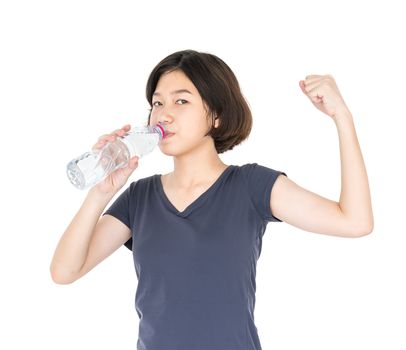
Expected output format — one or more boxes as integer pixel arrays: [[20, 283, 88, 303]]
[[66, 123, 167, 190]]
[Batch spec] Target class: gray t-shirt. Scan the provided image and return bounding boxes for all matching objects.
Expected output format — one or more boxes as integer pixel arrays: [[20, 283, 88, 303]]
[[103, 163, 287, 350]]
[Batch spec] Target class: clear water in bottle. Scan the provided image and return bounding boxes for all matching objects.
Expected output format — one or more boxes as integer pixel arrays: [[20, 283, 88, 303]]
[[66, 123, 166, 190]]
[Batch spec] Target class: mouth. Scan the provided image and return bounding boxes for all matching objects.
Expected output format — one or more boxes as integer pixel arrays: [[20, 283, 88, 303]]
[[163, 133, 175, 139]]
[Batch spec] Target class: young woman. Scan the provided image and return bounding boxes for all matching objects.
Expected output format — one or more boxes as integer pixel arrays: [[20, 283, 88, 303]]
[[50, 49, 373, 350]]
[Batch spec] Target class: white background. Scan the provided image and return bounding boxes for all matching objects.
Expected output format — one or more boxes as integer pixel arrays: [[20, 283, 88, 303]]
[[1, 0, 405, 349]]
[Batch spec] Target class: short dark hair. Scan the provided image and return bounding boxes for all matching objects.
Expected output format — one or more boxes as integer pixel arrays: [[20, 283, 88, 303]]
[[146, 49, 252, 154]]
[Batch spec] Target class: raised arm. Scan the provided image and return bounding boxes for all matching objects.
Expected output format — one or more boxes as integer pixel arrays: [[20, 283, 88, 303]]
[[268, 75, 373, 238]]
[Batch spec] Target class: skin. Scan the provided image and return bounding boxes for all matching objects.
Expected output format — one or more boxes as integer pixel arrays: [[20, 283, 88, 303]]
[[149, 69, 228, 190], [269, 75, 374, 237], [50, 72, 373, 285], [151, 71, 374, 237]]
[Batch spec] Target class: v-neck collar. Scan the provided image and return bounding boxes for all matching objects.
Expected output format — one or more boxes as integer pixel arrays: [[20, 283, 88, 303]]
[[155, 165, 234, 218]]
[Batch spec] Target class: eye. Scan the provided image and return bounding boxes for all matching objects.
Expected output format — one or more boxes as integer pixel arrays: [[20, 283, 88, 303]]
[[152, 99, 188, 107], [176, 99, 188, 105]]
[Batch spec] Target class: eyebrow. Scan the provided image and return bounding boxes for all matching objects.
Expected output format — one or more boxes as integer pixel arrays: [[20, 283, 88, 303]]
[[152, 89, 193, 97]]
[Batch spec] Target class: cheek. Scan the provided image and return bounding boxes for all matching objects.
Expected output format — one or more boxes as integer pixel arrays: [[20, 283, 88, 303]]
[[149, 111, 157, 124]]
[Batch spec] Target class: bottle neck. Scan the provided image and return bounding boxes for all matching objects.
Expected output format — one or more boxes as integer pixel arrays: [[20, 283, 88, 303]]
[[154, 123, 166, 140], [119, 124, 164, 158]]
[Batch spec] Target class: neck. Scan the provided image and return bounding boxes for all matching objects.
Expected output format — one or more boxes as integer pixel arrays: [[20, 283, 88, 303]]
[[168, 144, 228, 189]]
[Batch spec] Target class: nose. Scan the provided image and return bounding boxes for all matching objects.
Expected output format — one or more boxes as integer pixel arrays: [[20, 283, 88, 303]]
[[155, 108, 174, 127], [157, 115, 172, 126]]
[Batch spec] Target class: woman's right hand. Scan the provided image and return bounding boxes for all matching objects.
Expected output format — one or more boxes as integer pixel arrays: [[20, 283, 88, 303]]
[[90, 124, 140, 195]]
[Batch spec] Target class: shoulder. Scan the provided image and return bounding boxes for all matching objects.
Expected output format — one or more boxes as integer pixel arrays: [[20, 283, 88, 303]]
[[237, 162, 287, 180], [236, 162, 288, 196], [131, 173, 158, 188], [234, 163, 287, 222], [116, 175, 153, 197]]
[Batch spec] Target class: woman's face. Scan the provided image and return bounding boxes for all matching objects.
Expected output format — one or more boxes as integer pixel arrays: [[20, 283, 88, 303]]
[[149, 69, 219, 156]]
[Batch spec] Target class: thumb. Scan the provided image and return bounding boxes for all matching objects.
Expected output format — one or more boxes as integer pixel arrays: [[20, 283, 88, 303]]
[[128, 156, 140, 170], [121, 156, 139, 175], [299, 80, 306, 93]]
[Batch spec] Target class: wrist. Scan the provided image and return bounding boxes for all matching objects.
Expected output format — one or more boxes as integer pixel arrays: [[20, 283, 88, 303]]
[[87, 186, 117, 203], [334, 108, 353, 125]]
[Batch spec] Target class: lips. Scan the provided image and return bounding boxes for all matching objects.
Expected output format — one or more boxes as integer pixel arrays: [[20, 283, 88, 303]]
[[163, 133, 175, 139]]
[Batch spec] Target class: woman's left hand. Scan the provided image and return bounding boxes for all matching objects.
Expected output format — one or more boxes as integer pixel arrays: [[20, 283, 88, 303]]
[[299, 75, 350, 121]]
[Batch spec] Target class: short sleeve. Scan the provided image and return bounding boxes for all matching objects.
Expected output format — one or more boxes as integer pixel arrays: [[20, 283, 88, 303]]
[[102, 183, 134, 250], [241, 163, 287, 222]]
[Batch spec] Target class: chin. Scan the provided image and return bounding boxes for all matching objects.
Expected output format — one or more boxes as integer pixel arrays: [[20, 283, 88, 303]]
[[158, 137, 206, 157], [158, 144, 196, 158], [158, 144, 180, 156]]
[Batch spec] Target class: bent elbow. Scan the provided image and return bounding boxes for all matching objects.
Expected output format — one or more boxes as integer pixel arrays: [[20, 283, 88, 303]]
[[353, 223, 374, 237], [50, 266, 76, 285]]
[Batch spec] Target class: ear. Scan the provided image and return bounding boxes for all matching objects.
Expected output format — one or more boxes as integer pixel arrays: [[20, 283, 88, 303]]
[[214, 116, 220, 128]]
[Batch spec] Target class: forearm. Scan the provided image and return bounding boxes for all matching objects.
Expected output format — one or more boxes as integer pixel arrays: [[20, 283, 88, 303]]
[[50, 188, 115, 282], [334, 109, 374, 233]]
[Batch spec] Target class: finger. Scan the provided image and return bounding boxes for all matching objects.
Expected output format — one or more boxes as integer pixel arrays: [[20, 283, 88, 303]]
[[304, 78, 324, 87], [111, 128, 124, 136], [129, 159, 139, 170], [113, 125, 131, 137], [302, 81, 320, 93], [93, 125, 131, 151], [300, 80, 318, 95], [93, 133, 115, 151], [307, 88, 324, 102], [97, 134, 110, 141], [123, 158, 139, 174], [91, 139, 109, 151], [105, 129, 125, 142], [305, 75, 323, 80], [115, 125, 131, 135]]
